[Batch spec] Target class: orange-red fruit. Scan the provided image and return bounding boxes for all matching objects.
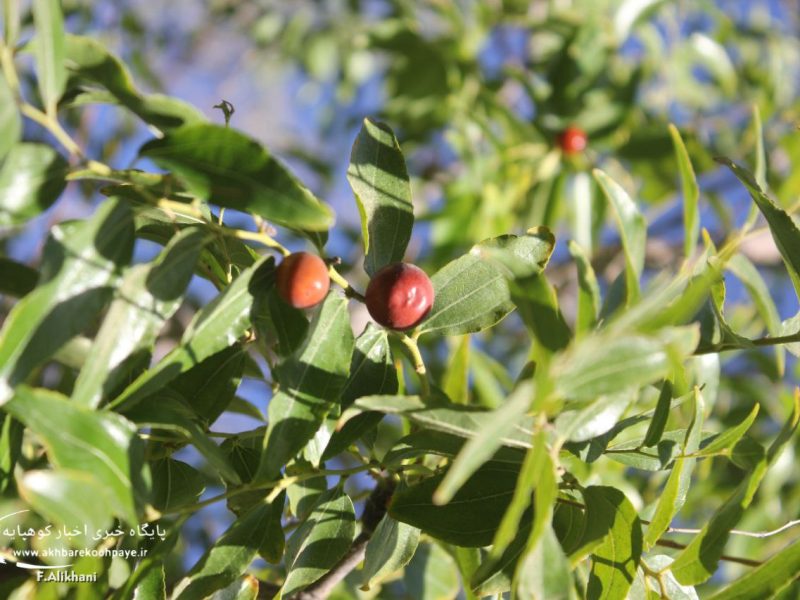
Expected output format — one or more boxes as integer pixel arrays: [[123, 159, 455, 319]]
[[559, 126, 588, 155], [275, 252, 330, 309], [365, 263, 434, 330]]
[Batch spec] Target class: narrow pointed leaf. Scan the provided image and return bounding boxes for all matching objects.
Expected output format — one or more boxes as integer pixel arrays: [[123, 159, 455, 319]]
[[32, 0, 65, 113], [644, 388, 704, 548], [258, 294, 354, 479], [668, 125, 700, 259], [347, 118, 414, 276], [594, 169, 646, 302], [362, 515, 420, 590], [720, 157, 800, 299], [282, 488, 356, 596], [172, 501, 283, 599]]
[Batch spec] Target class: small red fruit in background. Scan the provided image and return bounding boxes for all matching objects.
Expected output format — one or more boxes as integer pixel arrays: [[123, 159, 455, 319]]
[[365, 263, 434, 330], [558, 126, 588, 155], [275, 252, 330, 309]]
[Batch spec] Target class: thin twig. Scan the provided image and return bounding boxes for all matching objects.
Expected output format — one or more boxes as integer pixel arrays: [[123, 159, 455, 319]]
[[653, 539, 762, 568]]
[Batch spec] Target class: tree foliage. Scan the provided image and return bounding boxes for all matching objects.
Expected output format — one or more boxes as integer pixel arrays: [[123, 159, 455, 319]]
[[1, 1, 800, 599]]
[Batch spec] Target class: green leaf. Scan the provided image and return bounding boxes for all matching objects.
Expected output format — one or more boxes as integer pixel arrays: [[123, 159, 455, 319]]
[[125, 394, 242, 485], [720, 157, 800, 299], [353, 394, 536, 449], [0, 75, 20, 160], [404, 542, 460, 600], [211, 576, 259, 600], [173, 501, 283, 599], [514, 524, 575, 600], [389, 463, 520, 546], [594, 168, 646, 303], [347, 118, 414, 276], [726, 254, 784, 372], [258, 293, 354, 479], [631, 556, 698, 600], [251, 265, 309, 357], [695, 403, 759, 457], [64, 35, 205, 130], [5, 386, 149, 524], [568, 240, 601, 337], [322, 323, 397, 460], [18, 469, 115, 547], [553, 326, 699, 402], [0, 142, 68, 226], [420, 230, 555, 337], [32, 0, 65, 113], [581, 486, 643, 600], [383, 429, 524, 467], [433, 381, 534, 505], [442, 335, 470, 404], [643, 380, 673, 447], [131, 565, 166, 600], [671, 393, 799, 585], [511, 273, 572, 355], [0, 414, 23, 492], [282, 487, 356, 596], [149, 458, 205, 513], [668, 125, 700, 259], [490, 431, 555, 561], [644, 388, 704, 549], [110, 256, 268, 411], [139, 124, 334, 231], [706, 538, 800, 600], [0, 257, 38, 297], [72, 227, 208, 408], [361, 515, 420, 590], [0, 198, 133, 401], [555, 392, 634, 443], [166, 344, 247, 426]]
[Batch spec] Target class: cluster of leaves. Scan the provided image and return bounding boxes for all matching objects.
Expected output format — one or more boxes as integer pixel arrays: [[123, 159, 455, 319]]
[[1, 1, 800, 600]]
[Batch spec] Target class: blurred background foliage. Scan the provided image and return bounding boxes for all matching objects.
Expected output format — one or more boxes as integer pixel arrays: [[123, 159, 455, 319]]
[[3, 0, 800, 597]]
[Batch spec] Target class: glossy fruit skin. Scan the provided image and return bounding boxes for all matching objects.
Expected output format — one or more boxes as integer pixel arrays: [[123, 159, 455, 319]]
[[365, 263, 434, 330], [558, 126, 588, 155], [275, 252, 330, 309]]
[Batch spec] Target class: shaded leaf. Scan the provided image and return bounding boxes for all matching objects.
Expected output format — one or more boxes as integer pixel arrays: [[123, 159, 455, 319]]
[[257, 293, 354, 479], [347, 118, 414, 276], [0, 143, 68, 226], [389, 463, 520, 547], [172, 501, 283, 599], [139, 124, 334, 231], [64, 35, 205, 130], [644, 388, 704, 548], [282, 487, 355, 597], [361, 515, 420, 590]]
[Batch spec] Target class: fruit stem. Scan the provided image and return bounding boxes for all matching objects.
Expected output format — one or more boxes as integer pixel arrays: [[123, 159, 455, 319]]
[[328, 266, 366, 302], [399, 334, 430, 397]]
